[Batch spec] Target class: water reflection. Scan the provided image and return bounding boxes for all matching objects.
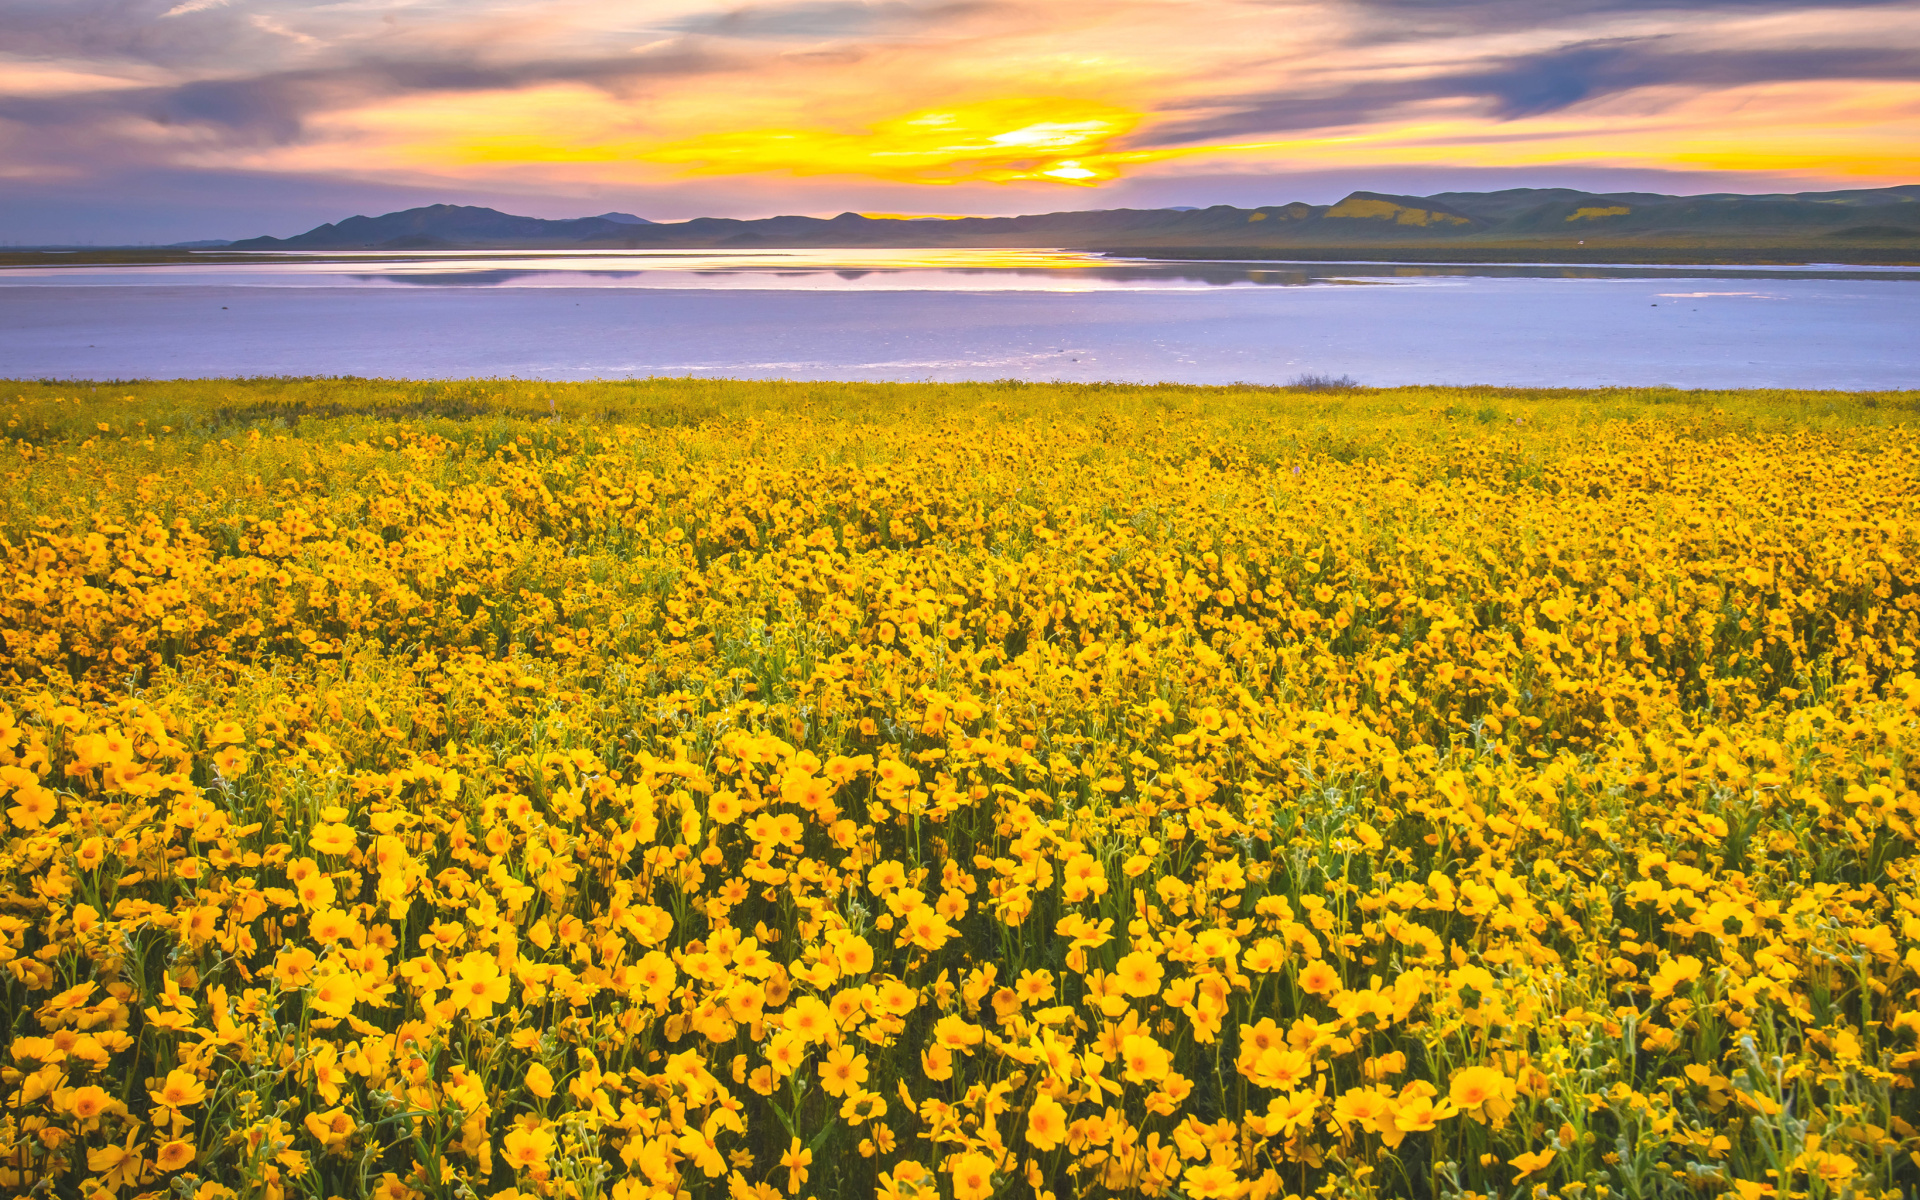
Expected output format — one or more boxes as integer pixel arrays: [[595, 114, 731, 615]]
[[333, 259, 1920, 289], [3, 247, 1916, 291], [5, 254, 1913, 389]]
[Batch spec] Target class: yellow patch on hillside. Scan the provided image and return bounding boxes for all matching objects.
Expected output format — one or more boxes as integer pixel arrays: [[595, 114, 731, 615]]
[[1325, 197, 1469, 226], [1567, 206, 1632, 221]]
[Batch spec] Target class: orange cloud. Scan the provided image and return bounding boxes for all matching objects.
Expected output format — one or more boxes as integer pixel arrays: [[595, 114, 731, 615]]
[[453, 97, 1171, 186], [268, 72, 1920, 200], [47, 0, 1913, 212]]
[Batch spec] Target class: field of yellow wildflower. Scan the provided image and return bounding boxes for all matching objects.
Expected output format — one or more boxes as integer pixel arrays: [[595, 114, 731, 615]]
[[3, 377, 1920, 1200]]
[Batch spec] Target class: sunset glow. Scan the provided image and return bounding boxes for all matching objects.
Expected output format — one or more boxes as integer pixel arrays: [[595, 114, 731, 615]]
[[456, 99, 1158, 186], [0, 0, 1914, 237]]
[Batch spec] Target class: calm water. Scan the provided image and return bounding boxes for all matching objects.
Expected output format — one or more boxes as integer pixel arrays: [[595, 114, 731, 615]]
[[1, 249, 1914, 387]]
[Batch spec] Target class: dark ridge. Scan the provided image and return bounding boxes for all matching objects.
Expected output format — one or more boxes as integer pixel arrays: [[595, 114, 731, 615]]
[[166, 183, 1920, 254]]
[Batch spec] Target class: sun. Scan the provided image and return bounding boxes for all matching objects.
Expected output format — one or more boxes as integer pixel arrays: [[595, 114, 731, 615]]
[[456, 97, 1162, 186], [637, 97, 1151, 185]]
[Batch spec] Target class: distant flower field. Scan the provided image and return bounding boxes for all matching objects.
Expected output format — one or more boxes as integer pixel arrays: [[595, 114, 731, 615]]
[[2, 378, 1919, 1200]]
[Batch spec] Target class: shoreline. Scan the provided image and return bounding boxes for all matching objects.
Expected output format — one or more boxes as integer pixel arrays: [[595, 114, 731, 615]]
[[5, 241, 1919, 271]]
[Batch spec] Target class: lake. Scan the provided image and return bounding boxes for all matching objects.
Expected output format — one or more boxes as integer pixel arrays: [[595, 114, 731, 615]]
[[1, 249, 1915, 387]]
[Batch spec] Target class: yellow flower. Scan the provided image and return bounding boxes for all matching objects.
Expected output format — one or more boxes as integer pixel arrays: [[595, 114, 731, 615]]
[[839, 1090, 886, 1125], [20, 382, 1920, 1200], [1263, 1089, 1319, 1137], [834, 933, 876, 975], [1330, 1088, 1392, 1135], [1448, 1064, 1512, 1112], [308, 970, 362, 1019], [304, 1107, 355, 1149], [449, 951, 510, 1019], [1794, 1150, 1857, 1187], [1390, 1093, 1458, 1132], [880, 1160, 935, 1200], [206, 721, 246, 746], [1297, 960, 1341, 996], [309, 822, 356, 856], [780, 1137, 812, 1194], [767, 1033, 806, 1078], [74, 836, 108, 871], [150, 1069, 206, 1109], [155, 1139, 197, 1172], [819, 1045, 869, 1097], [949, 1150, 995, 1200], [502, 1125, 554, 1170], [68, 1084, 112, 1119], [931, 1013, 983, 1052], [875, 978, 918, 1016], [1181, 1163, 1244, 1199], [1650, 955, 1704, 1001], [1114, 950, 1165, 997], [920, 1044, 954, 1081], [1510, 1148, 1555, 1181], [1121, 1033, 1172, 1084], [899, 904, 956, 951], [784, 995, 835, 1044], [1026, 1093, 1067, 1151], [525, 1062, 555, 1100], [1242, 1046, 1312, 1091], [86, 1134, 145, 1193], [4, 775, 58, 828]]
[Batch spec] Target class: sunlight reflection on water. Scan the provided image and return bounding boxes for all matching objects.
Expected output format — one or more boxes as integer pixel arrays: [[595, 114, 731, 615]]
[[3, 248, 1916, 292]]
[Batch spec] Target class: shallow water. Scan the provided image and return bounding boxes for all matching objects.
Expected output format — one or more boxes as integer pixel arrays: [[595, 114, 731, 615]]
[[1, 249, 1914, 387]]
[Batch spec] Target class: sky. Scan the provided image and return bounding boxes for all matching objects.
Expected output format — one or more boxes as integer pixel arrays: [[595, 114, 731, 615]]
[[2, 0, 1917, 243]]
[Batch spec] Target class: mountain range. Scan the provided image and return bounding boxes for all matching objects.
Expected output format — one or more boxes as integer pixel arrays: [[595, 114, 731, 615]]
[[219, 185, 1920, 252]]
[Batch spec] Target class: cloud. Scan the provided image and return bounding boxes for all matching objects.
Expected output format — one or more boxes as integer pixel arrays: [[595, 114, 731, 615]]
[[0, 0, 1033, 161], [0, 0, 1914, 227], [0, 42, 732, 151], [1469, 39, 1920, 117], [2, 1, 300, 72], [1146, 35, 1920, 143], [1346, 0, 1920, 38], [664, 0, 1004, 41], [249, 14, 321, 46]]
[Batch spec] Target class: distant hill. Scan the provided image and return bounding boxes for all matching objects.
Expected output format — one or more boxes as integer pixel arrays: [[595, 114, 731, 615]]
[[224, 186, 1920, 253], [228, 204, 641, 250]]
